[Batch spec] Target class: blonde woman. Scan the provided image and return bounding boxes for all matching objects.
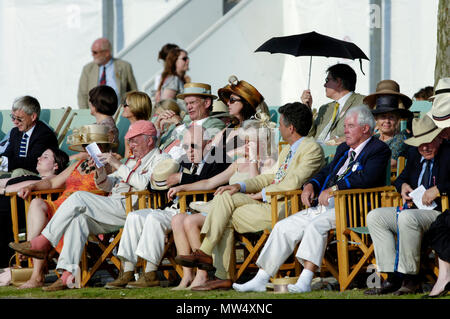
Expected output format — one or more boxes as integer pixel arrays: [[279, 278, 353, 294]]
[[121, 91, 152, 157]]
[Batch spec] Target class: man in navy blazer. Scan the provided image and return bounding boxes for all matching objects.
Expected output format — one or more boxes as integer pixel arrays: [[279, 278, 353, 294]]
[[0, 96, 58, 177], [366, 115, 450, 295], [233, 105, 391, 294]]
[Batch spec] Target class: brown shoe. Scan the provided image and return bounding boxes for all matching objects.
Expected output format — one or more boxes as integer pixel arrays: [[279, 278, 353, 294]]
[[104, 271, 135, 289], [9, 241, 48, 260], [42, 278, 68, 292], [175, 249, 214, 271], [191, 277, 232, 291], [126, 271, 159, 289], [393, 279, 422, 296]]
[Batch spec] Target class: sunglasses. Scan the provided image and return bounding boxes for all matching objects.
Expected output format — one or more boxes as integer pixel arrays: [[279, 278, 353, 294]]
[[229, 97, 242, 104], [180, 56, 189, 61], [10, 114, 24, 123], [123, 103, 129, 108], [182, 143, 201, 150]]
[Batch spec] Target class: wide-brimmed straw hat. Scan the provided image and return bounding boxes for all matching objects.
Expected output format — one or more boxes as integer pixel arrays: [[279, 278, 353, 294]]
[[176, 83, 217, 100], [209, 100, 231, 118], [428, 77, 450, 128], [405, 115, 443, 147], [67, 124, 116, 152], [218, 75, 264, 110], [364, 80, 413, 110], [150, 159, 180, 190]]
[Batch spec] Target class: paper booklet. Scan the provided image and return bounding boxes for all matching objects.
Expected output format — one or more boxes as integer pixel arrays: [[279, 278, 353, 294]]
[[85, 142, 104, 168], [409, 185, 437, 210]]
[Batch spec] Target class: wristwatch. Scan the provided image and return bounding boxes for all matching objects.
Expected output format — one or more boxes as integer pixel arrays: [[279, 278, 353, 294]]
[[331, 185, 338, 192]]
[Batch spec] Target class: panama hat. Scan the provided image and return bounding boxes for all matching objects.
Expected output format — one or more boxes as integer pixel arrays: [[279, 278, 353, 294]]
[[209, 100, 231, 118], [150, 159, 180, 190], [364, 80, 413, 110], [428, 77, 450, 128], [67, 124, 117, 152], [176, 83, 217, 100], [218, 75, 264, 110], [404, 115, 443, 147]]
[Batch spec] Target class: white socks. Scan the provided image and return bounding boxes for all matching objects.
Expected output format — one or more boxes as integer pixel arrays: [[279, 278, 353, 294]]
[[123, 261, 135, 273], [288, 269, 313, 293], [232, 269, 271, 292]]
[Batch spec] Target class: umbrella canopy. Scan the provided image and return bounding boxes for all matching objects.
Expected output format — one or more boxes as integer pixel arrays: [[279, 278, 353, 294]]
[[255, 31, 369, 88]]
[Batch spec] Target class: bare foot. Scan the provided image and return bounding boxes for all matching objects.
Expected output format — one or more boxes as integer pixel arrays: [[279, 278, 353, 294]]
[[188, 273, 209, 289], [171, 277, 193, 291], [17, 278, 44, 289]]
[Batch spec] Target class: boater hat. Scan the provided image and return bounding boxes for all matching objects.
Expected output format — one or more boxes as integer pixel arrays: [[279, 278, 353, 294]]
[[176, 83, 217, 100], [67, 124, 116, 152]]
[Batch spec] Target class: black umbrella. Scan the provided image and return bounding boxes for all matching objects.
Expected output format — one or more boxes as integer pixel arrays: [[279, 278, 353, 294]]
[[255, 31, 369, 88]]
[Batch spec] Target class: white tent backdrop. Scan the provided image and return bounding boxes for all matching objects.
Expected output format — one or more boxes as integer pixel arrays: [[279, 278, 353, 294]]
[[0, 0, 439, 110]]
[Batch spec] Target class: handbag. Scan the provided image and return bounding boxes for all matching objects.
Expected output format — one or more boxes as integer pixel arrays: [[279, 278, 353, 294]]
[[9, 255, 33, 287]]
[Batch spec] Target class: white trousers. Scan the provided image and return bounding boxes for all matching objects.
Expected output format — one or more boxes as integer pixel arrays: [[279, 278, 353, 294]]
[[367, 207, 440, 274], [117, 208, 178, 266], [41, 191, 126, 275], [256, 204, 336, 276]]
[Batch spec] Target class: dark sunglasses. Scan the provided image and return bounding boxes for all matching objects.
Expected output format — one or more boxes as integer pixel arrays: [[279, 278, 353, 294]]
[[10, 114, 24, 123], [182, 143, 200, 150], [229, 97, 242, 104], [181, 56, 189, 61]]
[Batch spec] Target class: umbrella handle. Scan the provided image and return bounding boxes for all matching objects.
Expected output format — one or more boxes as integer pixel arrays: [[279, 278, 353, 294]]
[[308, 56, 312, 89]]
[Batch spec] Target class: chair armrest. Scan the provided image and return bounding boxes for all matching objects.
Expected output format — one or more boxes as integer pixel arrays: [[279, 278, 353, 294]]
[[177, 190, 216, 213]]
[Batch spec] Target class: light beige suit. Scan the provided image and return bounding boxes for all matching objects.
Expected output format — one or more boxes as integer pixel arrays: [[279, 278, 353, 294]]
[[77, 58, 138, 109], [308, 92, 366, 140], [199, 137, 325, 279]]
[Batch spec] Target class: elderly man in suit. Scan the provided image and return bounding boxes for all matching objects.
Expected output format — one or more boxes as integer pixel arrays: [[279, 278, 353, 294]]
[[366, 115, 450, 296], [10, 121, 169, 291], [0, 95, 58, 177], [301, 63, 366, 145], [104, 124, 230, 289], [77, 38, 137, 109], [233, 105, 391, 294], [176, 102, 325, 291]]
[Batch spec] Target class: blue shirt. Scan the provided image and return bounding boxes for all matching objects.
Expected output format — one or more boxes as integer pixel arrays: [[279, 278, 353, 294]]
[[239, 137, 304, 202]]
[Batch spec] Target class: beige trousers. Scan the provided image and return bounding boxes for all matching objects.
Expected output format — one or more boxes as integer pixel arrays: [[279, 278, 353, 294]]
[[199, 191, 272, 279], [367, 207, 440, 274]]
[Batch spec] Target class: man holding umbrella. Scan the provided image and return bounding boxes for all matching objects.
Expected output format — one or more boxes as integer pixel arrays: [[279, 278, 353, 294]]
[[301, 63, 366, 145]]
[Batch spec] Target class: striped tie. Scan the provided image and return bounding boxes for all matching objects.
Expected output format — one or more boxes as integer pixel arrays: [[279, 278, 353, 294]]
[[19, 133, 28, 157], [99, 66, 106, 85]]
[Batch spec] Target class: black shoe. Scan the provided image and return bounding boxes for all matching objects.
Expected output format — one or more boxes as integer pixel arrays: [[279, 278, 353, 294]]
[[422, 282, 450, 299], [364, 279, 402, 295]]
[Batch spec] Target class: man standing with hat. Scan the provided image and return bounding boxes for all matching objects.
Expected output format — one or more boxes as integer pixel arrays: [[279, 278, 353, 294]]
[[157, 82, 226, 161], [366, 115, 450, 295], [301, 63, 366, 145], [364, 79, 413, 169], [104, 124, 229, 289], [10, 120, 169, 291]]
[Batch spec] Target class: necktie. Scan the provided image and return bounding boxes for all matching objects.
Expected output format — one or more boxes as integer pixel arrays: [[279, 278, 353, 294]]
[[420, 160, 432, 189], [19, 133, 28, 157], [272, 148, 292, 184], [190, 163, 198, 175], [99, 66, 106, 85], [326, 150, 356, 188], [317, 102, 340, 143]]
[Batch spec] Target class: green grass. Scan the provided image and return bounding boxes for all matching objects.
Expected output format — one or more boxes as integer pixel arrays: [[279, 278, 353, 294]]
[[0, 285, 445, 299]]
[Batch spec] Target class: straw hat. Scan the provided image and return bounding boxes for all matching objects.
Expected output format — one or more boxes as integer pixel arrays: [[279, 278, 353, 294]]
[[364, 80, 413, 110], [67, 124, 116, 152], [269, 277, 299, 293], [405, 115, 443, 147], [176, 83, 217, 100], [428, 77, 450, 128], [150, 159, 180, 190], [218, 75, 264, 110], [209, 100, 230, 118]]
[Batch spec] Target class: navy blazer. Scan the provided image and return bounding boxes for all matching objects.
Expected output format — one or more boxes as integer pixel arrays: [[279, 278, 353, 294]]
[[0, 121, 58, 173], [394, 141, 450, 210], [308, 136, 391, 195]]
